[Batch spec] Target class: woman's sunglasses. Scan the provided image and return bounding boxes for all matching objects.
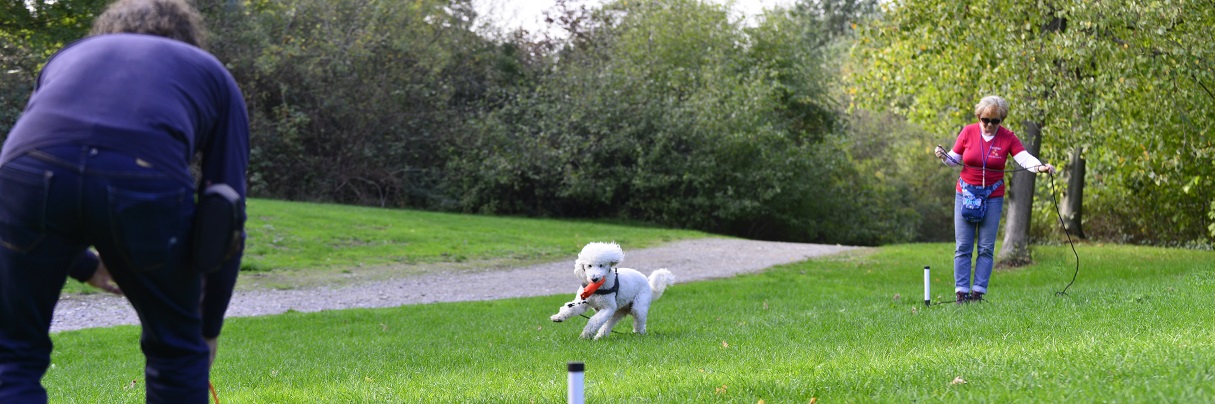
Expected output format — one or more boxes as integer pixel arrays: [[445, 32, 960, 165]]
[[980, 118, 1002, 125]]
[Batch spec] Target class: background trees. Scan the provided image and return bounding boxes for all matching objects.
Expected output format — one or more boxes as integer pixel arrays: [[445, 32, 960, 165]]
[[1, 0, 108, 137], [446, 0, 908, 244], [2, 0, 1210, 247]]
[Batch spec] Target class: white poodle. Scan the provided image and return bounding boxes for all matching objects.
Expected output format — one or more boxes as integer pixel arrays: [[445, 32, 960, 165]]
[[550, 242, 675, 339]]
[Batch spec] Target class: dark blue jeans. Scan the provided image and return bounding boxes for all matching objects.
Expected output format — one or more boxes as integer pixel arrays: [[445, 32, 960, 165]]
[[0, 145, 209, 403]]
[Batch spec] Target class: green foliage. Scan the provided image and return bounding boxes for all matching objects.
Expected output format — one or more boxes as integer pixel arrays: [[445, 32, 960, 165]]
[[0, 0, 108, 136], [201, 0, 510, 207], [846, 109, 956, 241], [446, 0, 907, 244], [48, 243, 1215, 402], [851, 0, 1214, 245]]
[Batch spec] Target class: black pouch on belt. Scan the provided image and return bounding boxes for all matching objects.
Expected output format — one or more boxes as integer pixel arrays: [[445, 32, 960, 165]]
[[192, 184, 243, 274]]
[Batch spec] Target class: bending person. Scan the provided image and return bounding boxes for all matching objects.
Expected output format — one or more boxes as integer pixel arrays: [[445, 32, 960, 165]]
[[0, 0, 248, 402]]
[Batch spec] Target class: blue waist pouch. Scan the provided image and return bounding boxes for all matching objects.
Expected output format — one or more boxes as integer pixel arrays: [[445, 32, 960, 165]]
[[959, 179, 1002, 223]]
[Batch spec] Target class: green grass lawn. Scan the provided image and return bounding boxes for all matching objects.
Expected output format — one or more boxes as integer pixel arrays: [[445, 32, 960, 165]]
[[237, 199, 710, 272], [46, 233, 1215, 402]]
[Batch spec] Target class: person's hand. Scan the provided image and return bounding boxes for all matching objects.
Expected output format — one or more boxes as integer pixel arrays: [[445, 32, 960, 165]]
[[206, 337, 218, 366], [1037, 164, 1056, 175], [934, 145, 947, 159], [86, 261, 122, 295]]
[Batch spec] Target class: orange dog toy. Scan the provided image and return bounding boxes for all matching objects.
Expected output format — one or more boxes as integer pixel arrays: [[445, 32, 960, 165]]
[[579, 278, 607, 300]]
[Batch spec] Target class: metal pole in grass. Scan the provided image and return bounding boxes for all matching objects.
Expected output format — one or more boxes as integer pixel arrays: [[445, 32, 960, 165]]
[[923, 266, 931, 306], [568, 362, 585, 404]]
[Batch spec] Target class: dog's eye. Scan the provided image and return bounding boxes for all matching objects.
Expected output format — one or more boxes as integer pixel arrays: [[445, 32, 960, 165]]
[[566, 303, 574, 307]]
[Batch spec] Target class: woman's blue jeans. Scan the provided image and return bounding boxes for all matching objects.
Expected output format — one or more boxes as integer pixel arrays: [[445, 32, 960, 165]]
[[954, 193, 1004, 294], [0, 145, 210, 403]]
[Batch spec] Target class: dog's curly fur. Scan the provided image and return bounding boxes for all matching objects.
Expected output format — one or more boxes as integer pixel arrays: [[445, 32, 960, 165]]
[[549, 242, 675, 339]]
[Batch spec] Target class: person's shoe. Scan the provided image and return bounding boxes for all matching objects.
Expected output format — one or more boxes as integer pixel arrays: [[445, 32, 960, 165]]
[[969, 291, 984, 302], [956, 291, 970, 304]]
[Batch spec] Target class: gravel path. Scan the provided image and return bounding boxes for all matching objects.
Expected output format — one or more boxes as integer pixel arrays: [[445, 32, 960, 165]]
[[50, 238, 858, 333]]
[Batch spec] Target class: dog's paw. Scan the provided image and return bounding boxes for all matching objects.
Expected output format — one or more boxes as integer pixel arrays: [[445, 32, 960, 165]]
[[551, 299, 589, 324]]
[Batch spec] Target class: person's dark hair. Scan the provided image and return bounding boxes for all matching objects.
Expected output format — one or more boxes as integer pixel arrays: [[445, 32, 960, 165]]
[[90, 0, 207, 48]]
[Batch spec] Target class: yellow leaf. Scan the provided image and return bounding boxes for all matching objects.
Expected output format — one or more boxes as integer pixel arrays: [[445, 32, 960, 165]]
[[722, 340, 730, 348]]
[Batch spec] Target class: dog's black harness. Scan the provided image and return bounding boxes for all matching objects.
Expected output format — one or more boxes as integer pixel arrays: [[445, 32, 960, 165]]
[[593, 268, 619, 296]]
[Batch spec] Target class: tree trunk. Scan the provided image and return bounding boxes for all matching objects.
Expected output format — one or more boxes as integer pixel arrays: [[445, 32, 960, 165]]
[[997, 120, 1042, 267], [1061, 147, 1086, 238]]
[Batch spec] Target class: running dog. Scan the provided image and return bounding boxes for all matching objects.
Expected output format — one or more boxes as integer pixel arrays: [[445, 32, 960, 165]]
[[549, 242, 675, 339]]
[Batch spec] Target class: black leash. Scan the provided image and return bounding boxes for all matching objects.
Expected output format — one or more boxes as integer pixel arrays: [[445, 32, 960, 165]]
[[1045, 172, 1081, 296], [577, 313, 627, 334], [935, 146, 1081, 296]]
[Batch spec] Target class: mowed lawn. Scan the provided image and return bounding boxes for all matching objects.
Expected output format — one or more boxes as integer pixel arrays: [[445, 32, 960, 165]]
[[43, 201, 1215, 402]]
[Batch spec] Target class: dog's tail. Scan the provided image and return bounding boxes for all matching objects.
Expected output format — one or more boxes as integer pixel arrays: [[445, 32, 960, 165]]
[[648, 269, 675, 300]]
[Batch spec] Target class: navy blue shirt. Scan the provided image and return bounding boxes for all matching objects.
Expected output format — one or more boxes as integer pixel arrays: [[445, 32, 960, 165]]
[[1, 34, 249, 337]]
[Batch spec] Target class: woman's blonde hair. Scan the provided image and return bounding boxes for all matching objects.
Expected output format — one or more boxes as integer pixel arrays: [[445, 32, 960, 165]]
[[974, 95, 1009, 119], [90, 0, 207, 48]]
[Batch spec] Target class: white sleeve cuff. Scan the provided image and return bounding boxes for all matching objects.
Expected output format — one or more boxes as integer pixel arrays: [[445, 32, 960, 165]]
[[944, 151, 962, 167], [1013, 151, 1043, 171]]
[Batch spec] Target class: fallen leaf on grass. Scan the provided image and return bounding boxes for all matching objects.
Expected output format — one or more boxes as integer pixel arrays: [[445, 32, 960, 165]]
[[893, 293, 901, 301], [125, 379, 138, 390], [721, 340, 730, 349], [715, 384, 728, 395], [951, 376, 967, 385]]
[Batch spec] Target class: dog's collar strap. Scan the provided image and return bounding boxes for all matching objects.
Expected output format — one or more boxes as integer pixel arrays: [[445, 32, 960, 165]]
[[594, 268, 619, 295]]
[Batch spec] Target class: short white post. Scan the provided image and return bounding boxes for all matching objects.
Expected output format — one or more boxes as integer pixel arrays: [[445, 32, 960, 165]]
[[923, 266, 931, 306], [568, 362, 585, 404]]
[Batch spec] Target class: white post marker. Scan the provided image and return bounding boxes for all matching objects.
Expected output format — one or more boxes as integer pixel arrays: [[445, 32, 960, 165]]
[[923, 266, 931, 306], [568, 362, 585, 404]]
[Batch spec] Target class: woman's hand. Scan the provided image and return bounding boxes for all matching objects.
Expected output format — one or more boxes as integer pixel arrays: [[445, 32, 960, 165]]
[[1037, 164, 1056, 175], [86, 261, 123, 295]]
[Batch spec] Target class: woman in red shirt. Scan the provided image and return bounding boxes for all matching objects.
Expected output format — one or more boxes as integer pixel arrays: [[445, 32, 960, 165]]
[[934, 96, 1055, 303]]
